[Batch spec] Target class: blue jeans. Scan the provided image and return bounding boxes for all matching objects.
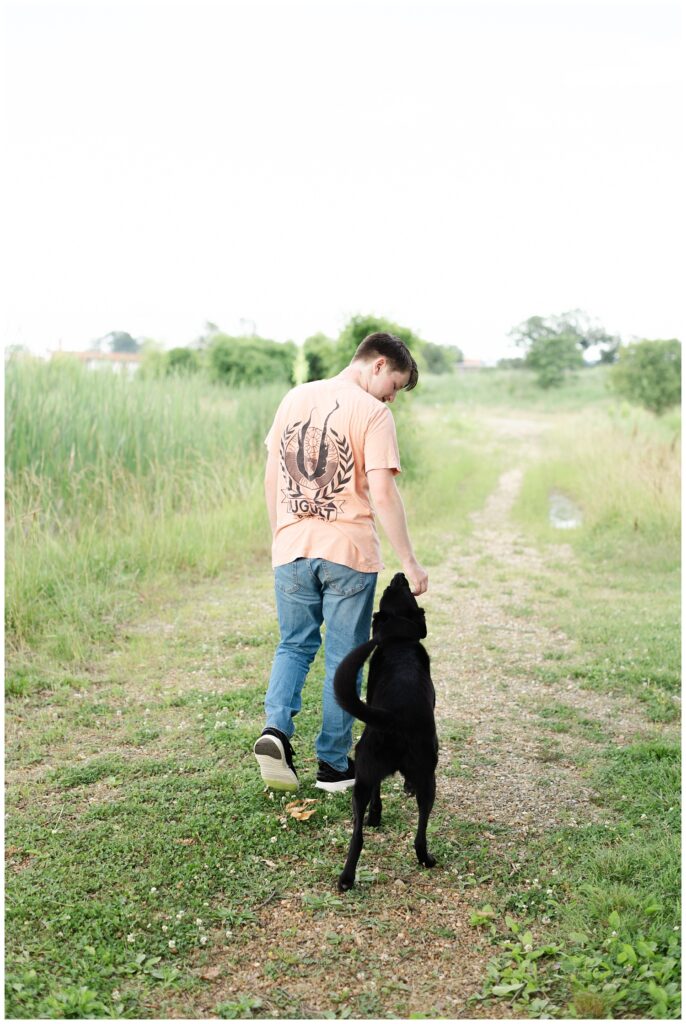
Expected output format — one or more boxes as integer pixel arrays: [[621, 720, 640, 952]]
[[265, 558, 378, 771]]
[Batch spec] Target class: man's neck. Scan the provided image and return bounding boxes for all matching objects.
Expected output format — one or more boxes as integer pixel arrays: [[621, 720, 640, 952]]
[[333, 363, 370, 392]]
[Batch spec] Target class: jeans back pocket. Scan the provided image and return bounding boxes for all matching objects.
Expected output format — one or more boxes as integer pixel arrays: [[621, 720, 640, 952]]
[[274, 561, 301, 594], [320, 559, 373, 596]]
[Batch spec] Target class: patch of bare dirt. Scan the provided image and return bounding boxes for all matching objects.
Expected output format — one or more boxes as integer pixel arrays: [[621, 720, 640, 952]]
[[150, 887, 511, 1020]]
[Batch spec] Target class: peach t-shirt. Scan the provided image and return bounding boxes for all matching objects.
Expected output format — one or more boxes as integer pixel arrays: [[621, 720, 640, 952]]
[[265, 378, 401, 572]]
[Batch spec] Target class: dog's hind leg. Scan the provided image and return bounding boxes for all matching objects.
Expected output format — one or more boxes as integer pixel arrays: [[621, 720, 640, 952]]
[[366, 782, 382, 827], [338, 780, 373, 892], [413, 774, 437, 869]]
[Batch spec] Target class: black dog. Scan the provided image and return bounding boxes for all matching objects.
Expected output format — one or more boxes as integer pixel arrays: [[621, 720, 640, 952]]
[[333, 572, 438, 891]]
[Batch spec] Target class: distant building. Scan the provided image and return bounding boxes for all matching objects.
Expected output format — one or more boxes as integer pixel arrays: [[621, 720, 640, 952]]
[[50, 350, 142, 376]]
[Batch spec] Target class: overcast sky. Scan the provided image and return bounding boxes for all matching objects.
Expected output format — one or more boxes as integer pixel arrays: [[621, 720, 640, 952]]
[[3, 0, 683, 361]]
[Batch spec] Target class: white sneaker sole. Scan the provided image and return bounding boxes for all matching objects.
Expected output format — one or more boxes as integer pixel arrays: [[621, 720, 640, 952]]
[[314, 777, 356, 793], [253, 735, 299, 791]]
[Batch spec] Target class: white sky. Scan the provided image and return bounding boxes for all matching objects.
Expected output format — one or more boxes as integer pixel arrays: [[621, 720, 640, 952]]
[[2, 0, 683, 361]]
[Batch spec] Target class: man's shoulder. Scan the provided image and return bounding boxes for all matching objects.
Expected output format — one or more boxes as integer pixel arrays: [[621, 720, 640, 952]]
[[279, 379, 392, 425], [274, 380, 316, 410], [282, 379, 331, 400], [285, 379, 375, 406], [277, 380, 329, 414]]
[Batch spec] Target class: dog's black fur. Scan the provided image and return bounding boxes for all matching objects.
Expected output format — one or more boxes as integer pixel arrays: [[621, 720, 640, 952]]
[[333, 572, 438, 891]]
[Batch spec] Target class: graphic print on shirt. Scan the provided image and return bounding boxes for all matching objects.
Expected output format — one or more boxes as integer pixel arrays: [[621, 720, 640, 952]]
[[279, 401, 354, 521]]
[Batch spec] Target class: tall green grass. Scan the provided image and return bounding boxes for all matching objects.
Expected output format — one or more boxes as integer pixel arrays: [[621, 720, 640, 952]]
[[418, 364, 615, 411], [6, 357, 280, 519], [513, 403, 680, 720], [5, 359, 480, 670], [514, 405, 680, 567], [5, 359, 287, 665]]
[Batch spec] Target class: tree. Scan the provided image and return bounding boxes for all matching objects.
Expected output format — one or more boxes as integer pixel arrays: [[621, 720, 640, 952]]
[[94, 331, 140, 353], [556, 309, 619, 360], [609, 339, 681, 414], [422, 341, 462, 374], [524, 332, 583, 388], [509, 315, 551, 349], [334, 313, 465, 378], [509, 309, 618, 387], [303, 322, 461, 382], [510, 310, 620, 366], [335, 314, 424, 373], [191, 322, 222, 350]]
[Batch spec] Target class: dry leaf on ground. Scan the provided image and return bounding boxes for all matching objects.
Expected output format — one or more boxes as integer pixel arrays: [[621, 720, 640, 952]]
[[285, 799, 318, 821]]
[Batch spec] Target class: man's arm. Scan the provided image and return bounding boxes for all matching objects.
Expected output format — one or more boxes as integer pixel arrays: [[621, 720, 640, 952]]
[[264, 452, 279, 535], [367, 468, 428, 595]]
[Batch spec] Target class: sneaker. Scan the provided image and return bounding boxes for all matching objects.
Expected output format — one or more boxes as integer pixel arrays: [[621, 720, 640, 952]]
[[315, 757, 356, 793], [253, 728, 299, 791]]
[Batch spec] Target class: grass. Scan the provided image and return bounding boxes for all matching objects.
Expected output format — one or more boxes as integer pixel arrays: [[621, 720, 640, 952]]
[[471, 737, 680, 1019], [4, 359, 502, 675], [416, 363, 616, 412], [5, 359, 681, 1017], [5, 358, 286, 667], [5, 650, 502, 1019], [465, 397, 681, 1018], [514, 405, 680, 565], [5, 363, 506, 1017], [511, 406, 680, 723]]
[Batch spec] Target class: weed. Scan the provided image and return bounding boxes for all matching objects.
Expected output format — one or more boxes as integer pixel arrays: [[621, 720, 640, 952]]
[[301, 892, 345, 913], [214, 994, 264, 1018], [470, 911, 680, 1018]]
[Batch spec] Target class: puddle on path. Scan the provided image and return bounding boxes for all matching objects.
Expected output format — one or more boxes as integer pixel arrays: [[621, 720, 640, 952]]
[[549, 489, 583, 529]]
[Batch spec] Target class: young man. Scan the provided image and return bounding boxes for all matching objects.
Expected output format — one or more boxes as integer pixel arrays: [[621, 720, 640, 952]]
[[253, 332, 429, 792]]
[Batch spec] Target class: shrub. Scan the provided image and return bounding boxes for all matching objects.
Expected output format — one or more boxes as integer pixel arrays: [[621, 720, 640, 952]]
[[422, 341, 459, 374], [165, 347, 200, 375], [207, 334, 296, 386], [303, 332, 338, 381], [609, 339, 681, 415]]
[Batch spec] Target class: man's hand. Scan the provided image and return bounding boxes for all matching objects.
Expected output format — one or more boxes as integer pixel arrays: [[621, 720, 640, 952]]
[[403, 558, 429, 596]]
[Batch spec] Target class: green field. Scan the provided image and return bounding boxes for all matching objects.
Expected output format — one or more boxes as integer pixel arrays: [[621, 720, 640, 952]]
[[5, 358, 681, 1018]]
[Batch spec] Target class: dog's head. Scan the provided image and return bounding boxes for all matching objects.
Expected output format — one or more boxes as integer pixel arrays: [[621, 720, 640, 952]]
[[372, 572, 427, 642]]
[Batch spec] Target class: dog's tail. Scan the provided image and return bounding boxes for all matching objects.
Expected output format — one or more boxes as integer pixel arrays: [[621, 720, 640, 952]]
[[333, 639, 393, 728]]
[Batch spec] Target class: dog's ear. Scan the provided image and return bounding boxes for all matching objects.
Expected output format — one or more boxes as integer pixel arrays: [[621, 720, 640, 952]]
[[372, 610, 387, 634], [416, 608, 427, 639]]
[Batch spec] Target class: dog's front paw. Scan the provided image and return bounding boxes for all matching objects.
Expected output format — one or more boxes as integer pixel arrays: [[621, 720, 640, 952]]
[[423, 853, 437, 868], [366, 811, 381, 827], [338, 873, 355, 892]]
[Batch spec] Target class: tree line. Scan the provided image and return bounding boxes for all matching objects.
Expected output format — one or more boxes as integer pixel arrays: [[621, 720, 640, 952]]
[[505, 310, 680, 413], [90, 311, 681, 416], [136, 315, 462, 386]]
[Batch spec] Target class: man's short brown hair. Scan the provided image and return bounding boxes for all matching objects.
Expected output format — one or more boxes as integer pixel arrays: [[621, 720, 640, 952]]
[[353, 332, 419, 391]]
